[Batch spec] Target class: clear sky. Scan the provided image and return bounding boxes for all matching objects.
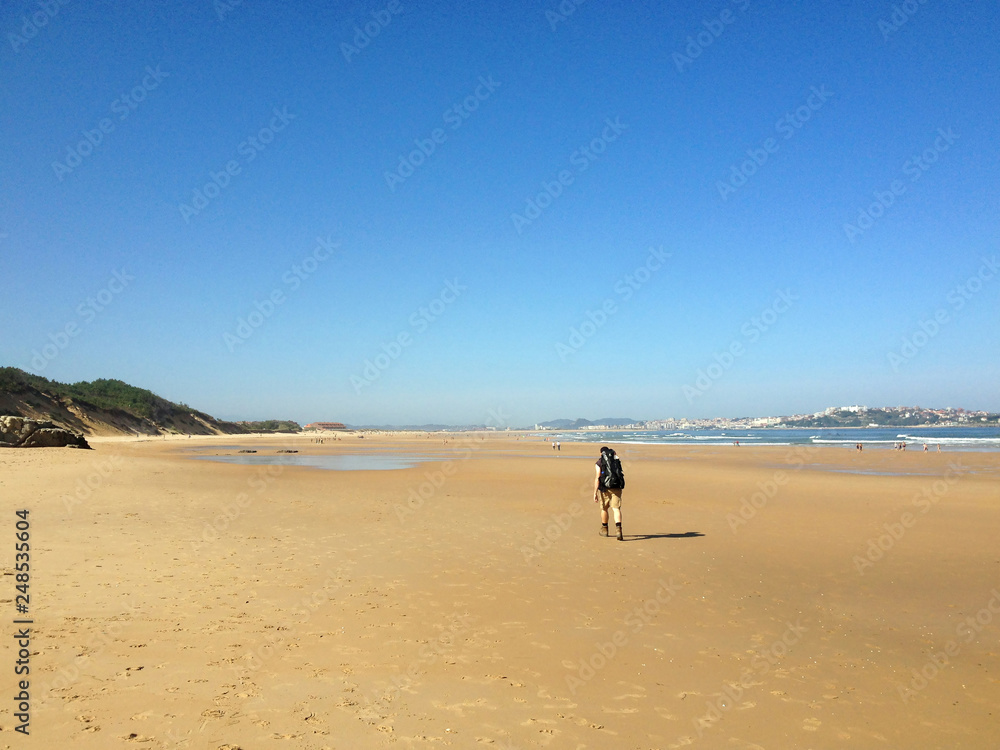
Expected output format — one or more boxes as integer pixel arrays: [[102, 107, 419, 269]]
[[2, 0, 998, 426]]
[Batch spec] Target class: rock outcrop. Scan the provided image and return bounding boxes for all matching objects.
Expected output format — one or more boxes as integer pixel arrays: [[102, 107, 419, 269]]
[[0, 416, 91, 449]]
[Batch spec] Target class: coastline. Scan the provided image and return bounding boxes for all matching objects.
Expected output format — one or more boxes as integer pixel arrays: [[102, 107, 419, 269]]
[[4, 435, 998, 747]]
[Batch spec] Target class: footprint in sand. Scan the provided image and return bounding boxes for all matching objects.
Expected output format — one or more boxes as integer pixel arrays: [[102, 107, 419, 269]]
[[521, 717, 557, 728], [77, 714, 101, 733], [803, 717, 822, 731]]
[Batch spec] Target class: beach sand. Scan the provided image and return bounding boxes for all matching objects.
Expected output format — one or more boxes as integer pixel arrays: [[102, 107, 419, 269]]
[[2, 434, 998, 748]]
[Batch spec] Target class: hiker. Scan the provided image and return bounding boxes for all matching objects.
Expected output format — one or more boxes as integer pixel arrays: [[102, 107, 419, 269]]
[[594, 446, 625, 541]]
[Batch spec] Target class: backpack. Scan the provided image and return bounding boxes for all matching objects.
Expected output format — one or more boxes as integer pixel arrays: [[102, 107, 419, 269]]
[[600, 450, 625, 490]]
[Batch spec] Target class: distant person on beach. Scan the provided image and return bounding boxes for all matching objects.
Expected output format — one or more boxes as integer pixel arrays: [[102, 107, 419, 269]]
[[557, 441, 561, 451], [594, 446, 625, 541]]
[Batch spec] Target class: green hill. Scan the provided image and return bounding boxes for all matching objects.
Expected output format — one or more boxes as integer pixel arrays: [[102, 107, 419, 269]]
[[0, 367, 300, 436]]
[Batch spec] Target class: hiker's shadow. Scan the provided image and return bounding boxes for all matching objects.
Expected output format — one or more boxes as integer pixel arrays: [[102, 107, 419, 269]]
[[624, 532, 704, 542]]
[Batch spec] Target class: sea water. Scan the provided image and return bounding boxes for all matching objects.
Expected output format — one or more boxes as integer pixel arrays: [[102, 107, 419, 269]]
[[541, 427, 1000, 451]]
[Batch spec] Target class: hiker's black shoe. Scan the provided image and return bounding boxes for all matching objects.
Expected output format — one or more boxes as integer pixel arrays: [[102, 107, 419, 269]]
[[615, 523, 623, 541], [600, 523, 609, 537]]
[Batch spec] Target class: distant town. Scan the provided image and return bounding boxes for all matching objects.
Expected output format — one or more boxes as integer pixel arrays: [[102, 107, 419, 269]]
[[532, 405, 999, 432]]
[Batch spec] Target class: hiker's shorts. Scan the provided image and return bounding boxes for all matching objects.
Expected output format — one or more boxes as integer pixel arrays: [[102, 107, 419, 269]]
[[598, 489, 622, 511]]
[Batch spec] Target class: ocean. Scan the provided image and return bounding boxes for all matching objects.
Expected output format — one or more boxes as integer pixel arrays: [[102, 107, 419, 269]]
[[540, 426, 1000, 451]]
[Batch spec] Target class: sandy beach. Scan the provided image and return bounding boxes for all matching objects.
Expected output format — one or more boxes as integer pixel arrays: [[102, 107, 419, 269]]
[[2, 434, 998, 748]]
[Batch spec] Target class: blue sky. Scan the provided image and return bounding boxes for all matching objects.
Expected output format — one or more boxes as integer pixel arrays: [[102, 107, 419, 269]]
[[1, 0, 997, 426]]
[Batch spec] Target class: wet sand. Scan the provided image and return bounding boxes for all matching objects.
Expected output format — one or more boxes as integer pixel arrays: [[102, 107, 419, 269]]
[[2, 434, 998, 748]]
